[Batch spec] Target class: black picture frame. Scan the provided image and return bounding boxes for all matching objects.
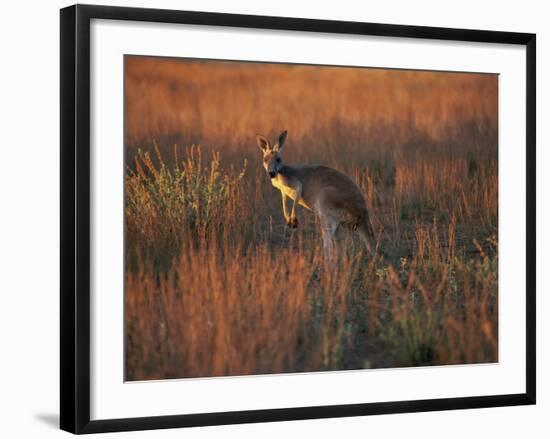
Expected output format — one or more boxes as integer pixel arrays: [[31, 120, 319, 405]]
[[60, 4, 536, 434]]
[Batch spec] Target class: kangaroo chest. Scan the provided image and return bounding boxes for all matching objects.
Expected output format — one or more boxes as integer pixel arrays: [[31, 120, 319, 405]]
[[271, 177, 297, 200], [271, 175, 311, 209]]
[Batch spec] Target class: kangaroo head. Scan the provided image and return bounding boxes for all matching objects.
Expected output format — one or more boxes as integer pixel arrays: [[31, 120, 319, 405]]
[[257, 130, 287, 179]]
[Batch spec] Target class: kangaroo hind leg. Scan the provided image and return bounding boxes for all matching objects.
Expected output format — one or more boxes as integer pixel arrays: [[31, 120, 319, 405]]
[[319, 214, 339, 259], [315, 187, 341, 260]]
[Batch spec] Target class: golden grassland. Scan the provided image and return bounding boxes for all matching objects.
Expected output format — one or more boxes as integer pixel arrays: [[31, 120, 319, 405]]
[[124, 56, 498, 380]]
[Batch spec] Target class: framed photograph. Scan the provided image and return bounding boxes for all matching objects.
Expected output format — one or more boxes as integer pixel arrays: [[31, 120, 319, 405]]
[[60, 4, 536, 434]]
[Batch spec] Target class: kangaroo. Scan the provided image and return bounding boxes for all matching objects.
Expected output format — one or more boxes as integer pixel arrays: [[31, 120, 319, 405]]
[[257, 130, 374, 258]]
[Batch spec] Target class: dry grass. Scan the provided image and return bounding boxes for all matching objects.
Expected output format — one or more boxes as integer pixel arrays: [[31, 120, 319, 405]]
[[124, 56, 498, 380]]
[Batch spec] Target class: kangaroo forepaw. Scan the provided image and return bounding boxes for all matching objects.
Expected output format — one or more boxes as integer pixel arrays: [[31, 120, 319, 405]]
[[286, 217, 298, 228]]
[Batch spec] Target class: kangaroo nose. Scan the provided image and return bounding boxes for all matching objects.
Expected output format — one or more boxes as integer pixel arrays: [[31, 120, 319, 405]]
[[269, 171, 277, 178]]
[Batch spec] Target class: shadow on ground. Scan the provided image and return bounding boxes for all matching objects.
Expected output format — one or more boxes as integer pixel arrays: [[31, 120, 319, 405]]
[[34, 413, 58, 430]]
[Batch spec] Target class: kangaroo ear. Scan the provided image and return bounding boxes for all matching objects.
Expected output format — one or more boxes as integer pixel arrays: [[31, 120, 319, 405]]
[[276, 130, 288, 151], [256, 135, 270, 152]]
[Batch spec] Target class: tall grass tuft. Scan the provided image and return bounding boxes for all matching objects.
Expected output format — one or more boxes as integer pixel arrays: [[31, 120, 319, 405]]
[[125, 144, 246, 272]]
